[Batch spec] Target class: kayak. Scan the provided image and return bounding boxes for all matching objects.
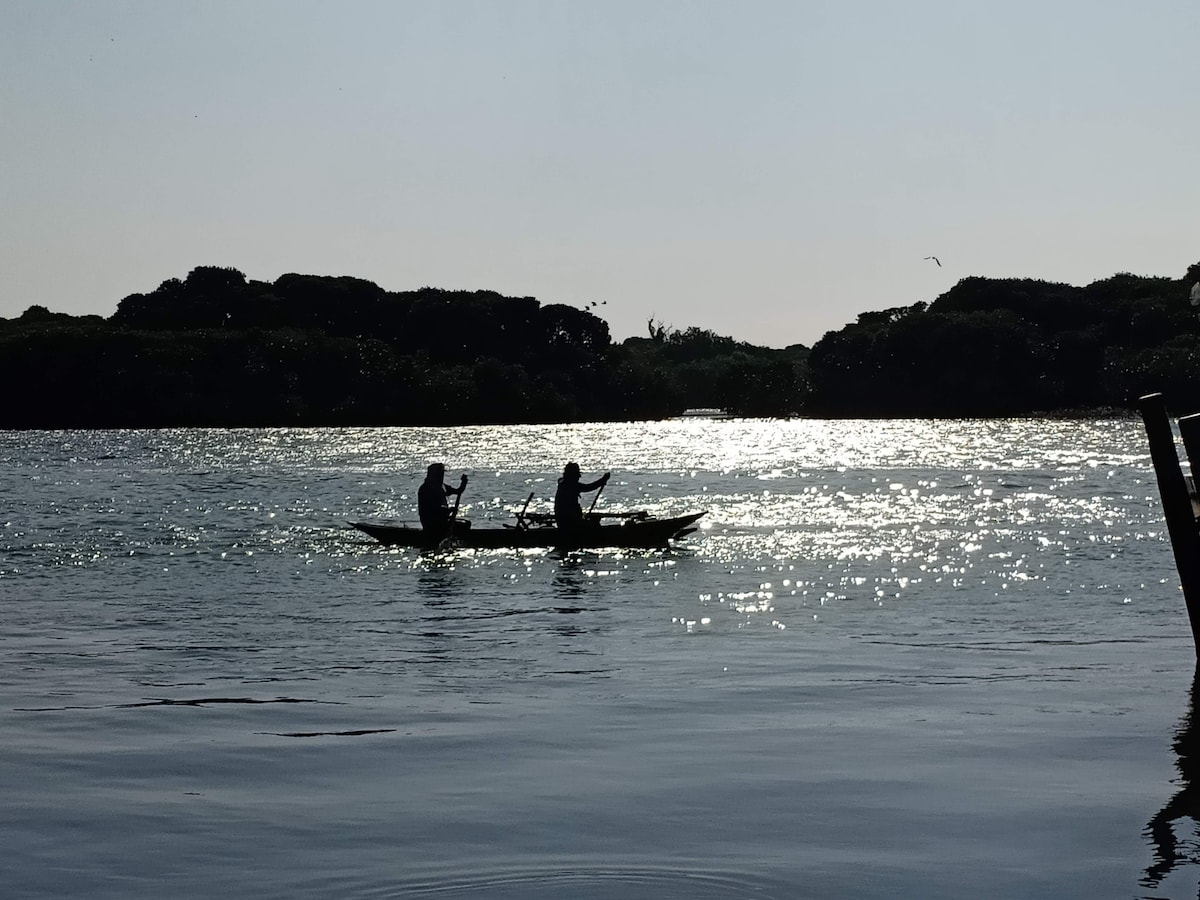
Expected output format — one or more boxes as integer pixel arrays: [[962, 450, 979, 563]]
[[350, 511, 706, 550]]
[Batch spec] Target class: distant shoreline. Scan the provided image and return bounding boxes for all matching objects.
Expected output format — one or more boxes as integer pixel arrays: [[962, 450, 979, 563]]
[[4, 264, 1197, 425], [0, 408, 1144, 432]]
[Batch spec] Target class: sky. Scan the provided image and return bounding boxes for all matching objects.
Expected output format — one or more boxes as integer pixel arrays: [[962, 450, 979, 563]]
[[3, 0, 1199, 348]]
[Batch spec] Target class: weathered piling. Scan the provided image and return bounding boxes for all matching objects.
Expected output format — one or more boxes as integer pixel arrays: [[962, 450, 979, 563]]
[[1180, 414, 1200, 500], [1139, 393, 1200, 653]]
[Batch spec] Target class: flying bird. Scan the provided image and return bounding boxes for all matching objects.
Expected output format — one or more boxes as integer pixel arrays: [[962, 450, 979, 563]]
[[924, 256, 941, 267]]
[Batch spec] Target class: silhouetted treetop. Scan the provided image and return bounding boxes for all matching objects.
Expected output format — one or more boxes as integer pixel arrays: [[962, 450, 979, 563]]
[[806, 261, 1200, 416]]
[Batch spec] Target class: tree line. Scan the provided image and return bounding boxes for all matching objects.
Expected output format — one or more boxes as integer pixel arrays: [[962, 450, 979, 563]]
[[1, 261, 1197, 427], [806, 263, 1200, 416], [0, 267, 806, 427]]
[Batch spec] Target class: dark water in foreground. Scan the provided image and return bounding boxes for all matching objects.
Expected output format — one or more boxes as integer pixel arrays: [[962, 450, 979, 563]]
[[2, 419, 1198, 898]]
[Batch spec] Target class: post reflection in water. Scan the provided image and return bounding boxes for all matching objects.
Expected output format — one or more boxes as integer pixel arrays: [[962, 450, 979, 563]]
[[1144, 666, 1200, 893]]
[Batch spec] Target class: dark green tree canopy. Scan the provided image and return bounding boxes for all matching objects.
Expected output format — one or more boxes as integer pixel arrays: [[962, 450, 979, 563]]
[[806, 263, 1200, 416], [7, 259, 1200, 426]]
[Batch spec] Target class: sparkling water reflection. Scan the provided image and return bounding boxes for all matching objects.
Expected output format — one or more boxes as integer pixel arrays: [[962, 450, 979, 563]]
[[0, 419, 1195, 899]]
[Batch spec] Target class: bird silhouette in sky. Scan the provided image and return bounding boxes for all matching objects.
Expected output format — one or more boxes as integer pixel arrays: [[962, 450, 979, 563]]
[[924, 256, 941, 267]]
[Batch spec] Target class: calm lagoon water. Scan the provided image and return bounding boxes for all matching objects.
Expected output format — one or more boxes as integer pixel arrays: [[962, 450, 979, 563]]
[[2, 418, 1198, 898]]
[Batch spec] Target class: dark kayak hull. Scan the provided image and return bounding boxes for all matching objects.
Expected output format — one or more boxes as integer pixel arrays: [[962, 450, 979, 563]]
[[350, 512, 706, 550]]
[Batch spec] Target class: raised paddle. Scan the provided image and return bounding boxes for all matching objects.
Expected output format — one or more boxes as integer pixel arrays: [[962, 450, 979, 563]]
[[448, 474, 467, 522], [587, 473, 610, 515], [438, 474, 468, 549]]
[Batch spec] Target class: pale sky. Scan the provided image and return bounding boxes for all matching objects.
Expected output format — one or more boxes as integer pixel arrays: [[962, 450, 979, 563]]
[[3, 1, 1198, 347]]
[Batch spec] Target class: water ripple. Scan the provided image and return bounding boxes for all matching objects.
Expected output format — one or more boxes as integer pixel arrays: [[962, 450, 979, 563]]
[[349, 864, 789, 899]]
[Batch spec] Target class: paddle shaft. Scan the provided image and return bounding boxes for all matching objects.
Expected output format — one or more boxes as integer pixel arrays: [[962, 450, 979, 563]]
[[447, 476, 467, 523], [516, 491, 534, 529], [587, 479, 605, 514]]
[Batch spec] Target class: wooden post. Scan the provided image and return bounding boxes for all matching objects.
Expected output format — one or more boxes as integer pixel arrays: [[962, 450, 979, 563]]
[[1180, 414, 1200, 496], [1139, 393, 1200, 653]]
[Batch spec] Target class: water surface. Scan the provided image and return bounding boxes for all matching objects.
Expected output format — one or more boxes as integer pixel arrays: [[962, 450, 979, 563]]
[[1, 419, 1195, 898]]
